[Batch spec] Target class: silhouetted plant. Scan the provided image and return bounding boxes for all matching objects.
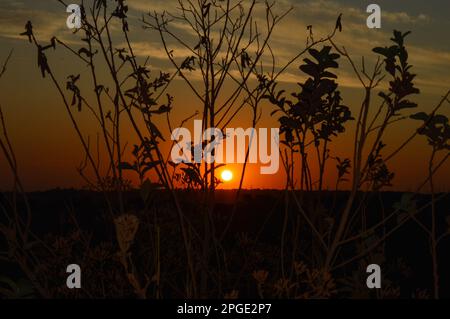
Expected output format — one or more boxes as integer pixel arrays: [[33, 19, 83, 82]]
[[411, 112, 450, 151], [16, 0, 196, 297], [265, 46, 353, 191], [409, 111, 450, 298], [374, 31, 420, 114], [335, 156, 351, 187], [363, 142, 394, 191], [1, 1, 449, 299]]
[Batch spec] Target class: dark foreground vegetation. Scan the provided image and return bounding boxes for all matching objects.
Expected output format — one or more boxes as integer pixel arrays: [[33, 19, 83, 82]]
[[1, 190, 449, 298]]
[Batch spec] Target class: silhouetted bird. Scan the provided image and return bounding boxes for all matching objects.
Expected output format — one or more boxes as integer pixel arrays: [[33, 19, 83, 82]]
[[20, 21, 33, 43]]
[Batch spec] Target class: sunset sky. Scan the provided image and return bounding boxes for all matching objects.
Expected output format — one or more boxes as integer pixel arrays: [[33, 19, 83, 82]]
[[0, 0, 449, 191]]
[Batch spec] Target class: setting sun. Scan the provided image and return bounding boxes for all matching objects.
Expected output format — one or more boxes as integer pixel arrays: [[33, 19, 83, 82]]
[[221, 170, 233, 182]]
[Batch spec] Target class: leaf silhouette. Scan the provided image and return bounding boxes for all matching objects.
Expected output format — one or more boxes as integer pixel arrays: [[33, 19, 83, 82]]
[[181, 56, 196, 71], [78, 47, 95, 58], [241, 49, 251, 69], [20, 21, 33, 43], [335, 13, 343, 32], [373, 31, 419, 114], [37, 46, 50, 78], [202, 3, 211, 17], [118, 162, 134, 170], [66, 74, 82, 111], [41, 37, 57, 51], [410, 112, 428, 121]]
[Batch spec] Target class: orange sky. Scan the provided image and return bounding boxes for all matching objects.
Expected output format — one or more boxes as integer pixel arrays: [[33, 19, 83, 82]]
[[0, 0, 449, 192]]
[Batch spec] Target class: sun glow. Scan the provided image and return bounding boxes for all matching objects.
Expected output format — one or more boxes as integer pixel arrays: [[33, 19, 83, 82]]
[[221, 170, 233, 182]]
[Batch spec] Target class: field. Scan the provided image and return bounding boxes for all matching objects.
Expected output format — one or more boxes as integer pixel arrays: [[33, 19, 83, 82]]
[[1, 189, 449, 298]]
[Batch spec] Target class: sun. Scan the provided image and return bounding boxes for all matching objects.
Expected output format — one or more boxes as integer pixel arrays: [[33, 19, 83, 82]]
[[221, 170, 233, 182]]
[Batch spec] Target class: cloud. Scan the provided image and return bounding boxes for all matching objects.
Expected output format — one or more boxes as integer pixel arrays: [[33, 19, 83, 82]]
[[127, 0, 177, 14], [0, 0, 81, 45], [285, 0, 430, 25], [0, 0, 447, 93], [130, 41, 193, 60], [383, 11, 430, 24]]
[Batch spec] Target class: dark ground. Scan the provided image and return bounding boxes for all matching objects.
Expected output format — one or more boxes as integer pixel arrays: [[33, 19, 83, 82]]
[[1, 189, 449, 298]]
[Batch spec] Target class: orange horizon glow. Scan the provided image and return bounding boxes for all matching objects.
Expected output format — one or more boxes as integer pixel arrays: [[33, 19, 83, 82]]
[[0, 1, 449, 192]]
